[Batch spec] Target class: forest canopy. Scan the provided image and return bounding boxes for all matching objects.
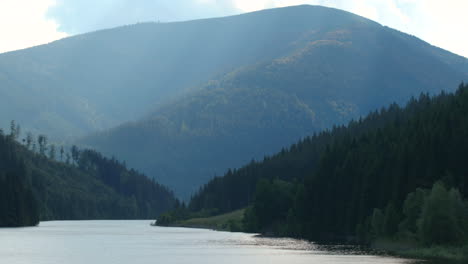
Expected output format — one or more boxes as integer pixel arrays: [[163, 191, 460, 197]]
[[159, 83, 468, 250]]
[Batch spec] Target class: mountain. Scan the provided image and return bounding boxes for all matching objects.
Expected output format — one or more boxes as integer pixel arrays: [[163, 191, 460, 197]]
[[0, 5, 393, 140], [80, 6, 468, 198], [0, 128, 175, 226], [159, 83, 468, 250]]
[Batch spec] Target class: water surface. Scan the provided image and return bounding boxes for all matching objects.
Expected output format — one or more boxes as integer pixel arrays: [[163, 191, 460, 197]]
[[0, 220, 417, 264]]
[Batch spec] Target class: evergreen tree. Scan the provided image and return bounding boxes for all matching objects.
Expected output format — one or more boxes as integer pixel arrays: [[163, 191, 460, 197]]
[[60, 146, 64, 161], [37, 135, 47, 156], [26, 132, 33, 150], [48, 145, 56, 160], [71, 145, 80, 164], [370, 209, 384, 238], [65, 152, 71, 164]]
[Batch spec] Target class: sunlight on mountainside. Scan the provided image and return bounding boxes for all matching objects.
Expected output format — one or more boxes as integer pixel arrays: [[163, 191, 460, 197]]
[[1, 2, 468, 263]]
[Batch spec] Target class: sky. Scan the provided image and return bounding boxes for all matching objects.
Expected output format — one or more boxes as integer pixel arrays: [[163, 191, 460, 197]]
[[0, 0, 467, 58]]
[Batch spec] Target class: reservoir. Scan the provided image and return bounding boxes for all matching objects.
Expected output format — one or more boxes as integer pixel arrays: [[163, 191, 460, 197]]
[[0, 220, 416, 264]]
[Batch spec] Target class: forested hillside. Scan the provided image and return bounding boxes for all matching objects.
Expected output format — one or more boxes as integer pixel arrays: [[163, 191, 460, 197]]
[[82, 6, 468, 198], [159, 83, 468, 249], [0, 132, 39, 226], [2, 5, 467, 199], [0, 125, 175, 226], [0, 5, 409, 139]]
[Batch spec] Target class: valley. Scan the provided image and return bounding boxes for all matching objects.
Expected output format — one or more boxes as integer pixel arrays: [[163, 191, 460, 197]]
[[1, 4, 468, 263]]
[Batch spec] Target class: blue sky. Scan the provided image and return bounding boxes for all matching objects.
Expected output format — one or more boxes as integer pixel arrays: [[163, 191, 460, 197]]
[[0, 0, 467, 58]]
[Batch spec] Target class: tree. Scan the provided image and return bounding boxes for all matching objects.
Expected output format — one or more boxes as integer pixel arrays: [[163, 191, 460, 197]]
[[0, 134, 39, 227], [48, 145, 56, 160], [25, 132, 33, 150], [65, 152, 71, 164], [370, 208, 384, 238], [400, 188, 427, 235], [9, 120, 15, 137], [383, 203, 400, 237], [71, 145, 80, 164], [418, 182, 465, 245], [60, 146, 64, 161], [15, 124, 21, 140], [9, 120, 20, 140], [37, 135, 48, 156]]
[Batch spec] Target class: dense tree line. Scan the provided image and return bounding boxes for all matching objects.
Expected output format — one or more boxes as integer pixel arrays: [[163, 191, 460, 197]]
[[160, 83, 468, 248], [0, 131, 39, 226], [74, 149, 176, 218], [285, 83, 468, 244], [0, 124, 176, 226]]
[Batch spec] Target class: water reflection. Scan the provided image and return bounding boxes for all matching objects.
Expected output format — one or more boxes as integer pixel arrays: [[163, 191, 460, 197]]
[[0, 221, 424, 264]]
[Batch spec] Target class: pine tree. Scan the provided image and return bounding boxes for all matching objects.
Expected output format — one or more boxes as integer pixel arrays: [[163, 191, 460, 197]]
[[37, 135, 47, 156], [26, 132, 33, 150], [48, 145, 56, 160], [60, 146, 64, 161]]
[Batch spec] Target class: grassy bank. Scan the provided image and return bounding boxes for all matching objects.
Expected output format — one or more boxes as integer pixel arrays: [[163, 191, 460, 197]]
[[171, 209, 245, 232], [372, 239, 468, 263], [158, 208, 468, 263]]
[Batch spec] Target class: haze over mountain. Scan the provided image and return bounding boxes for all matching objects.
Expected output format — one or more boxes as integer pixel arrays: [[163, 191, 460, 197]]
[[0, 5, 385, 140], [77, 6, 468, 198], [2, 4, 466, 141]]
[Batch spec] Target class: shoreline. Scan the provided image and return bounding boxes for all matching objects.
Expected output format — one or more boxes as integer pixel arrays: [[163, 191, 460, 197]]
[[372, 240, 468, 264], [158, 219, 467, 263]]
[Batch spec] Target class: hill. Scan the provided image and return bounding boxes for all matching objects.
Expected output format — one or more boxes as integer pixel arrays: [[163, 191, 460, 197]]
[[0, 126, 175, 226], [159, 83, 468, 260], [80, 6, 468, 198], [0, 5, 401, 140]]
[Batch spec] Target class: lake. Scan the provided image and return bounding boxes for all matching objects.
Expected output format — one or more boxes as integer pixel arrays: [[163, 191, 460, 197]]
[[0, 220, 418, 264]]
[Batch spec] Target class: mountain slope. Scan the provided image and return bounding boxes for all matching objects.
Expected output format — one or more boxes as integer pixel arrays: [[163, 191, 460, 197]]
[[0, 5, 402, 140], [160, 83, 468, 250], [80, 6, 468, 198], [0, 133, 39, 226], [0, 128, 175, 225]]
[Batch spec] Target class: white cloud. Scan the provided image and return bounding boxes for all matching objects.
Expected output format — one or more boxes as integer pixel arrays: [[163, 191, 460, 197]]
[[349, 0, 379, 21], [0, 0, 67, 54], [232, 0, 273, 12], [413, 0, 468, 58]]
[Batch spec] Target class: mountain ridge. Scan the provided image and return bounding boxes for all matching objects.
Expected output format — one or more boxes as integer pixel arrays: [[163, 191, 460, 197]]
[[5, 5, 370, 138], [3, 5, 466, 140], [78, 6, 468, 198]]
